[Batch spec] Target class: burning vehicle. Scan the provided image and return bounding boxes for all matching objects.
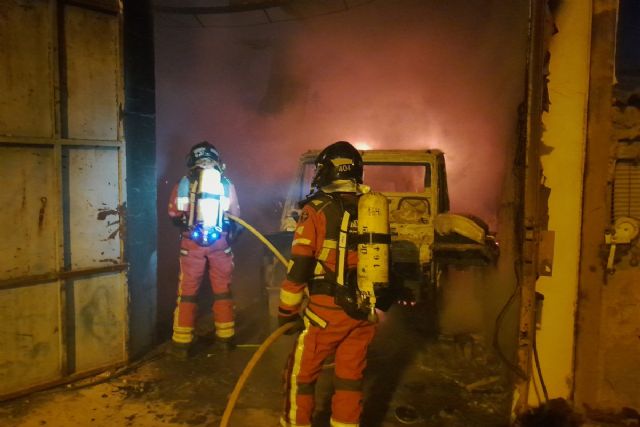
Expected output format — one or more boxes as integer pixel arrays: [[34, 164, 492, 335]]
[[262, 149, 499, 330]]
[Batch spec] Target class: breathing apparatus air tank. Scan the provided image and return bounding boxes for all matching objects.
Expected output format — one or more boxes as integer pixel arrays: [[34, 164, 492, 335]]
[[357, 192, 390, 321], [180, 168, 229, 246]]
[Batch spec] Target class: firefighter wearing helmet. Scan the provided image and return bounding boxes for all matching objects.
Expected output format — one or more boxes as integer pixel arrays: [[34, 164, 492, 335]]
[[167, 141, 241, 358], [278, 141, 383, 427]]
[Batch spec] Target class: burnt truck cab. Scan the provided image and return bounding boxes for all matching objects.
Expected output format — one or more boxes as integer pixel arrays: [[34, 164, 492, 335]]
[[262, 149, 498, 328]]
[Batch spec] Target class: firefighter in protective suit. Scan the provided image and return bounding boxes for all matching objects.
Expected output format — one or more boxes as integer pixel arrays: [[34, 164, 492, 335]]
[[168, 141, 241, 358], [279, 141, 378, 427]]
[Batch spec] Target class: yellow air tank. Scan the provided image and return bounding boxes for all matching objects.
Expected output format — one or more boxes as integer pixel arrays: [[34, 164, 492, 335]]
[[357, 192, 390, 321]]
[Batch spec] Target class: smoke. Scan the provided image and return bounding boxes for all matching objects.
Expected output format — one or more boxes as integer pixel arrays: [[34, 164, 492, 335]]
[[156, 0, 528, 228], [154, 0, 529, 333]]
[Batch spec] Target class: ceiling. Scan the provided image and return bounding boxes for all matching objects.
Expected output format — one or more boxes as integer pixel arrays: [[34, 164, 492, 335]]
[[153, 0, 375, 28]]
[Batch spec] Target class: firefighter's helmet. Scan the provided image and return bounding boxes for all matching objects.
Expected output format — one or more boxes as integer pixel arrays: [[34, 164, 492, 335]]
[[311, 141, 363, 189], [187, 141, 223, 170]]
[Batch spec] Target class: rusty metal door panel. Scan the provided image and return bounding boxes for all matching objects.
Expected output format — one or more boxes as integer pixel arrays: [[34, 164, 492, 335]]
[[73, 272, 126, 373], [64, 5, 120, 141], [0, 1, 129, 400], [0, 0, 54, 138], [0, 146, 57, 280], [64, 147, 121, 269], [0, 282, 62, 396]]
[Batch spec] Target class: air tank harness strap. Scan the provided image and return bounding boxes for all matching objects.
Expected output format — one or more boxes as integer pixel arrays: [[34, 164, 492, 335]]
[[336, 210, 350, 286], [309, 279, 338, 296], [355, 233, 391, 244]]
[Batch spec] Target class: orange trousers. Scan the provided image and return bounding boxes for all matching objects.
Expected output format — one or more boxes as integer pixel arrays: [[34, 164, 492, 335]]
[[172, 237, 234, 345], [281, 295, 376, 427]]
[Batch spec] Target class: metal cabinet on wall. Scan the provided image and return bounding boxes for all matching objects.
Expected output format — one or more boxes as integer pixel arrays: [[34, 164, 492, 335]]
[[0, 0, 127, 398]]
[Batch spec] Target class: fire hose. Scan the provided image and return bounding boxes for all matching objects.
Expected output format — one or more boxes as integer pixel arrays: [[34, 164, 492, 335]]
[[221, 214, 292, 427], [219, 322, 295, 427], [225, 213, 289, 268]]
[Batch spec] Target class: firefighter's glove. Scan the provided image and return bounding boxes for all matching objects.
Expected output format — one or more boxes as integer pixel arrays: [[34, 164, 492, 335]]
[[278, 313, 305, 335], [225, 221, 244, 245], [171, 214, 188, 228]]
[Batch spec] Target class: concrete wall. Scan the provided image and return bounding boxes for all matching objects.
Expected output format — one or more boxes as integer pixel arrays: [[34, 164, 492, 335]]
[[531, 0, 592, 402], [535, 0, 640, 414], [574, 0, 640, 412]]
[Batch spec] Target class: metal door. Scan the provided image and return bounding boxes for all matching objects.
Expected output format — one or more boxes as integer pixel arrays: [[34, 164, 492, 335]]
[[0, 0, 127, 398]]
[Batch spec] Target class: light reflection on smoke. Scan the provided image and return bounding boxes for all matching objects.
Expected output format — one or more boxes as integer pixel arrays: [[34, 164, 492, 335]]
[[156, 0, 528, 232], [364, 165, 426, 193]]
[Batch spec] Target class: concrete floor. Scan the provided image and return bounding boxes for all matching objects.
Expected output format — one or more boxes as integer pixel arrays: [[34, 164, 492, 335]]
[[0, 302, 515, 427], [1, 304, 635, 427], [1, 234, 633, 427]]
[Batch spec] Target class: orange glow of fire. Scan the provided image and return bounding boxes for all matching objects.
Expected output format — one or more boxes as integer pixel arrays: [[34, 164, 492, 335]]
[[353, 141, 373, 151]]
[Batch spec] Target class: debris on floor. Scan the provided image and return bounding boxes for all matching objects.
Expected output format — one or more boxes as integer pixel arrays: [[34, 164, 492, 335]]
[[12, 304, 634, 427]]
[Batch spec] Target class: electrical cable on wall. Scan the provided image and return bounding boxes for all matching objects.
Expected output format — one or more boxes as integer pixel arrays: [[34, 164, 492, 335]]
[[532, 313, 549, 402], [531, 364, 543, 405], [492, 262, 528, 380]]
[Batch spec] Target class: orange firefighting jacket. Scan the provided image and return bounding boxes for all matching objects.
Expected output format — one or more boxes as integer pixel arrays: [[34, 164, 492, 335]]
[[278, 191, 359, 319]]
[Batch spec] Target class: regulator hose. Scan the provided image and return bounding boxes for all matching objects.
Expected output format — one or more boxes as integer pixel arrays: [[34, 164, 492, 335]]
[[219, 322, 296, 427], [225, 213, 289, 268]]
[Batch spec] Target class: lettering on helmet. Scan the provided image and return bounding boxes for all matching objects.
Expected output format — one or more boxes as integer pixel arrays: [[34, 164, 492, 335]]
[[193, 147, 207, 158], [331, 158, 354, 167], [337, 164, 353, 172]]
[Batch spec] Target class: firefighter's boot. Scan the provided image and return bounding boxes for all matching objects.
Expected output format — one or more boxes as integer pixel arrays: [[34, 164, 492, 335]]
[[214, 336, 236, 352], [167, 341, 192, 360]]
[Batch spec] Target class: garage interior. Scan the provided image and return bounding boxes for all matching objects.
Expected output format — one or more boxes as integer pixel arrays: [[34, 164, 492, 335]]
[[0, 0, 639, 426]]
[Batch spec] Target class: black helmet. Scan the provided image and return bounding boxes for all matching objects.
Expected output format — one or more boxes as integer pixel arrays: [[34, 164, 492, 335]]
[[186, 141, 222, 170], [311, 141, 363, 189]]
